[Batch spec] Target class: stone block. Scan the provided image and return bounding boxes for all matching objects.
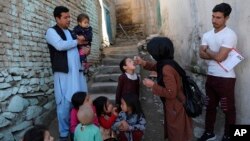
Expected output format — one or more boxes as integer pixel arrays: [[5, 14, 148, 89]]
[[5, 75, 13, 82], [13, 76, 21, 81], [0, 115, 11, 128], [20, 79, 29, 85], [43, 100, 55, 110], [2, 112, 16, 120], [1, 70, 8, 77], [0, 88, 12, 102], [29, 78, 39, 85], [11, 121, 32, 132], [0, 83, 11, 89], [7, 95, 29, 112], [18, 86, 28, 93], [28, 98, 39, 106], [3, 132, 14, 141], [40, 84, 49, 92], [26, 106, 43, 120]]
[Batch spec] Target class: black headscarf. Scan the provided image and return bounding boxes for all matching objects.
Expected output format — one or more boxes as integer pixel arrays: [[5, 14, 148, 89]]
[[147, 37, 186, 87]]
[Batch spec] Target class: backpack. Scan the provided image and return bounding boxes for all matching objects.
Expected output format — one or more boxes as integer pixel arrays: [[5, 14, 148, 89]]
[[157, 60, 204, 118], [181, 75, 204, 117]]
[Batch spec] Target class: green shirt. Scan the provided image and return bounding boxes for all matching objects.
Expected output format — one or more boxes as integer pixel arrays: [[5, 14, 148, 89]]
[[74, 124, 102, 141]]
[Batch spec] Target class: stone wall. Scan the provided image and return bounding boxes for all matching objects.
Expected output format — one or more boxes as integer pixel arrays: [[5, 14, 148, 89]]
[[115, 0, 146, 38], [159, 0, 250, 124], [0, 0, 103, 140]]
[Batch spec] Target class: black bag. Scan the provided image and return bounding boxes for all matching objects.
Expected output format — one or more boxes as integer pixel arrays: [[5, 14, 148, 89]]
[[157, 60, 204, 118], [181, 75, 204, 117]]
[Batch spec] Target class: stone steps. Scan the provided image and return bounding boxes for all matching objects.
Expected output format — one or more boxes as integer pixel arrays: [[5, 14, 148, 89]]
[[93, 74, 120, 82], [103, 54, 136, 59], [97, 66, 121, 74], [88, 82, 117, 94]]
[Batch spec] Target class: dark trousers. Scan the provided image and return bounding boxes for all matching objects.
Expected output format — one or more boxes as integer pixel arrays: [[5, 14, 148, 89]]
[[205, 75, 236, 135], [118, 130, 144, 141]]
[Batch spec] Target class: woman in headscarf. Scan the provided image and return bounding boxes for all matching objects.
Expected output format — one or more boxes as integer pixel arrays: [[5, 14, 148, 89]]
[[134, 37, 193, 141]]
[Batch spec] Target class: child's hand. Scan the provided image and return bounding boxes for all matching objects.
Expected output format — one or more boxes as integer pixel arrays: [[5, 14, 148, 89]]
[[119, 120, 129, 131]]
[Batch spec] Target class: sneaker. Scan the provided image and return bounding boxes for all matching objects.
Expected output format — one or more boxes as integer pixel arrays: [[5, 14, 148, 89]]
[[197, 132, 216, 141], [221, 135, 230, 141]]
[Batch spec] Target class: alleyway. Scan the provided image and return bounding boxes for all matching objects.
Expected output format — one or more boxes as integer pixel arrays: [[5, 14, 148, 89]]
[[49, 39, 225, 141]]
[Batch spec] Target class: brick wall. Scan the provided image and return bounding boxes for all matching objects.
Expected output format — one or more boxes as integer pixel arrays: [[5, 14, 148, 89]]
[[0, 0, 102, 140]]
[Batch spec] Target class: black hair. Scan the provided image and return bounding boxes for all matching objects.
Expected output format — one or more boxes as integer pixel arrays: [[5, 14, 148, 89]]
[[147, 37, 174, 61], [93, 96, 108, 117], [212, 3, 232, 17], [23, 125, 48, 141], [71, 91, 87, 109], [119, 57, 128, 73], [77, 13, 90, 23], [53, 6, 69, 18], [122, 94, 144, 118]]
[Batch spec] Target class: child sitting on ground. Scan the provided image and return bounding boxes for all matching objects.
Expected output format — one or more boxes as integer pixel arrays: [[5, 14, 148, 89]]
[[74, 104, 102, 141], [93, 96, 118, 140], [112, 94, 146, 141], [22, 125, 54, 141], [73, 13, 93, 74], [116, 57, 140, 107], [70, 92, 99, 140]]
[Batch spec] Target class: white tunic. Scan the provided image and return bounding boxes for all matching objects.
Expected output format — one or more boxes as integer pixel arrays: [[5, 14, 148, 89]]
[[201, 27, 237, 78], [45, 28, 88, 104]]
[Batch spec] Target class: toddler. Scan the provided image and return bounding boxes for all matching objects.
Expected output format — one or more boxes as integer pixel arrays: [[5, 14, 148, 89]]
[[74, 104, 102, 141], [93, 96, 118, 140], [73, 13, 93, 74], [70, 92, 98, 140], [112, 94, 146, 141]]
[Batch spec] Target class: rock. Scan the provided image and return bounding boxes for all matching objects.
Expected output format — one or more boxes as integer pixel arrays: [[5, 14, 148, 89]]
[[0, 133, 3, 139], [40, 84, 49, 92], [28, 98, 39, 106], [18, 86, 28, 93], [8, 67, 25, 76], [29, 78, 39, 85], [11, 121, 32, 132], [0, 83, 11, 89], [0, 116, 11, 128], [20, 79, 29, 85], [44, 101, 55, 110], [0, 77, 4, 82], [5, 75, 13, 82], [0, 88, 12, 102], [11, 87, 19, 95], [7, 95, 29, 112], [26, 106, 43, 120], [2, 112, 16, 120], [1, 70, 8, 77], [13, 76, 22, 81], [3, 132, 14, 141]]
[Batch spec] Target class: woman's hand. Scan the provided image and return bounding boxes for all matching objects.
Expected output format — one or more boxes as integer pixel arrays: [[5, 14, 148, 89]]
[[134, 56, 146, 66], [143, 78, 155, 88]]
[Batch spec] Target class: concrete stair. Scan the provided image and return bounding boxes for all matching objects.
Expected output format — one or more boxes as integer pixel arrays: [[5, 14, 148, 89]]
[[88, 43, 139, 101]]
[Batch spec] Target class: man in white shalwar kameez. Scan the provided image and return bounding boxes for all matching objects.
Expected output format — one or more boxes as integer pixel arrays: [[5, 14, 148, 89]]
[[45, 6, 89, 140]]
